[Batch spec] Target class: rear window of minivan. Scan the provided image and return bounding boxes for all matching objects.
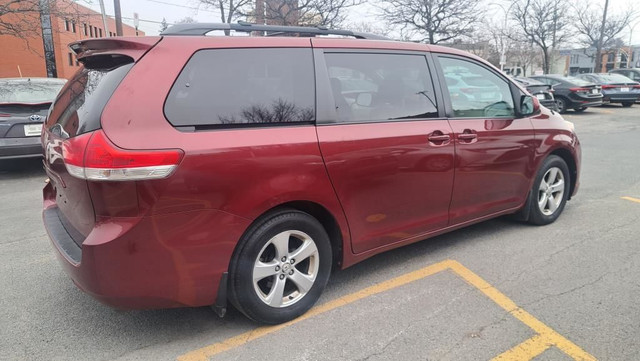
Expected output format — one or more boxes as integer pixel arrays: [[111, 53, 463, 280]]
[[47, 58, 133, 138], [164, 48, 315, 128]]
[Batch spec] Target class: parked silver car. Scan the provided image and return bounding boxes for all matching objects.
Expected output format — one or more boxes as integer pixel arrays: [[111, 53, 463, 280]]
[[0, 77, 66, 159]]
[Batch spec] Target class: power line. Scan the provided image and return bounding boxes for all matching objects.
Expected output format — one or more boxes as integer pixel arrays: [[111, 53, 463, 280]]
[[140, 0, 218, 13]]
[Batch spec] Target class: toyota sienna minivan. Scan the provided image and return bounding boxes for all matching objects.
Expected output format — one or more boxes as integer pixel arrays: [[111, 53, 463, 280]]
[[42, 23, 581, 324]]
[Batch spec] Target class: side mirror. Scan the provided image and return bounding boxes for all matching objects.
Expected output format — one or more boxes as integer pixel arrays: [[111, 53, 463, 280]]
[[355, 92, 372, 107], [520, 94, 540, 116]]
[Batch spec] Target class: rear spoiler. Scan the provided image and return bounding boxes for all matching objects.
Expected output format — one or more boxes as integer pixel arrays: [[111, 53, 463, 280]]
[[69, 37, 161, 63]]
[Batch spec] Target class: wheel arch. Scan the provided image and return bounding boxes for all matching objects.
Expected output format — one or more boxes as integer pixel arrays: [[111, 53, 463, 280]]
[[549, 147, 577, 200], [278, 201, 344, 270], [231, 200, 345, 271]]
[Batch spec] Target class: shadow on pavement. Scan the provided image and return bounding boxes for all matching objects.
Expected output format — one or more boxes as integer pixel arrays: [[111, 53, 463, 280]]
[[0, 157, 45, 179]]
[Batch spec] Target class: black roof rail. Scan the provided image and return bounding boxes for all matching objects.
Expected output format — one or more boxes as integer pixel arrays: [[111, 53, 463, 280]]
[[160, 22, 389, 40]]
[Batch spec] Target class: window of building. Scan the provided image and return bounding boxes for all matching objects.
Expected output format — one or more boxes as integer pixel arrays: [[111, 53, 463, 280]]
[[165, 48, 316, 127], [324, 53, 438, 122], [89, 26, 94, 37], [64, 19, 69, 31], [83, 23, 88, 36], [71, 21, 76, 33], [68, 53, 73, 66], [99, 28, 103, 37], [438, 56, 514, 118]]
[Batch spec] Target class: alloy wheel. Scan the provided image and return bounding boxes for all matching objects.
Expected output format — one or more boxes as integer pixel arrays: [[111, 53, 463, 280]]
[[252, 230, 319, 308], [538, 167, 565, 216]]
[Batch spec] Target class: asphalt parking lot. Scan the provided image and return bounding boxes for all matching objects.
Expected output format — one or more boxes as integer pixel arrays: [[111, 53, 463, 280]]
[[1, 105, 639, 361]]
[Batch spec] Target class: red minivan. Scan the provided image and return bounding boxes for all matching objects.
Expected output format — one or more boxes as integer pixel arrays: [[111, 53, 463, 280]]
[[42, 23, 580, 324]]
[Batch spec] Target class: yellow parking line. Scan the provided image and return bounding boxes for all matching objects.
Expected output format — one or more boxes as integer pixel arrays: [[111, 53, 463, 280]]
[[491, 334, 551, 360], [177, 260, 596, 361], [448, 260, 596, 360], [621, 196, 640, 204], [178, 261, 450, 361]]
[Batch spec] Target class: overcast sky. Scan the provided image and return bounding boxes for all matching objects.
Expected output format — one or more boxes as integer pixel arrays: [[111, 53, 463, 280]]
[[83, 0, 639, 46]]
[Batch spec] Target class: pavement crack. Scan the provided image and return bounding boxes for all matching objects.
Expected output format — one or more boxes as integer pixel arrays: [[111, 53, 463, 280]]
[[523, 272, 610, 308]]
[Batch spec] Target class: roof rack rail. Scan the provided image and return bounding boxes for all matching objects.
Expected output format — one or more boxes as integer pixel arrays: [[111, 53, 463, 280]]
[[160, 21, 389, 40]]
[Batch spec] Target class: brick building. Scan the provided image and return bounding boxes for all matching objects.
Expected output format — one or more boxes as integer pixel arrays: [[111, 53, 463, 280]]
[[0, 0, 143, 79]]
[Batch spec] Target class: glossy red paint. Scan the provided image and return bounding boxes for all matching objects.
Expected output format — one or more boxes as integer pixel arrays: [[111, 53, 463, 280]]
[[317, 121, 454, 253], [42, 34, 581, 310], [447, 117, 536, 224]]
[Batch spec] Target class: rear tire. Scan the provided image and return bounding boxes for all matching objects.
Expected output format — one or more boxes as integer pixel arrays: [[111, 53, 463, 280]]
[[555, 97, 568, 113], [228, 209, 332, 324], [528, 155, 571, 225], [622, 102, 633, 107]]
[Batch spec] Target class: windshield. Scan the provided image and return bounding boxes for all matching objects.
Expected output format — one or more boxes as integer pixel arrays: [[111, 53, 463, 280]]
[[0, 80, 66, 104]]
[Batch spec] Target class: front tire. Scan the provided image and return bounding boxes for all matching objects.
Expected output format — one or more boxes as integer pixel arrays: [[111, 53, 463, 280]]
[[574, 107, 587, 113], [622, 102, 633, 107], [228, 209, 332, 324], [528, 155, 571, 225]]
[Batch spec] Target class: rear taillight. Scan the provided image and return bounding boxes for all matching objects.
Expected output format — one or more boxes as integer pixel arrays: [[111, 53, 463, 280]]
[[0, 113, 11, 117], [633, 85, 640, 89], [62, 130, 183, 181], [569, 87, 590, 92], [601, 85, 615, 89]]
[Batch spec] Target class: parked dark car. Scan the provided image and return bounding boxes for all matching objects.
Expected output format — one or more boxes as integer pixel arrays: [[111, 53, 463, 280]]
[[609, 68, 640, 82], [42, 23, 581, 325], [576, 73, 640, 107], [528, 74, 603, 113], [0, 78, 66, 159], [513, 77, 558, 111]]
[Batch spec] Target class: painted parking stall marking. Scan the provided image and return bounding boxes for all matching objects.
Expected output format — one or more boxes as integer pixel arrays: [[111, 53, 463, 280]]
[[178, 260, 596, 361], [621, 196, 640, 204]]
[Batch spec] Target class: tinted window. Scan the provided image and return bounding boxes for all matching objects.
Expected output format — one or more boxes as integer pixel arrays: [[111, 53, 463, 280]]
[[47, 61, 133, 138], [439, 57, 514, 118], [324, 53, 438, 122], [565, 76, 593, 86], [539, 77, 556, 85], [515, 77, 543, 86], [600, 73, 635, 83], [165, 48, 315, 127]]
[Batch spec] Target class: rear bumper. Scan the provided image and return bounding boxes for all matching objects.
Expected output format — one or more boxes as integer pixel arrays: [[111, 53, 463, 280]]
[[43, 183, 251, 309], [0, 137, 42, 159], [602, 93, 640, 103], [571, 100, 603, 108]]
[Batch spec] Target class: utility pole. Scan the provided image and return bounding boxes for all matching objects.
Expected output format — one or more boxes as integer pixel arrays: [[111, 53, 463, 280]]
[[114, 0, 123, 36], [98, 0, 110, 37], [595, 0, 609, 73]]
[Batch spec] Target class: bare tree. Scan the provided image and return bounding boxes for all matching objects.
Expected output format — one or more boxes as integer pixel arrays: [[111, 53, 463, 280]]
[[508, 38, 541, 76], [159, 17, 169, 33], [574, 3, 635, 72], [344, 21, 391, 38], [198, 0, 252, 27], [175, 16, 196, 24], [0, 0, 89, 39], [378, 0, 483, 44], [1, 0, 46, 38], [512, 0, 570, 74], [248, 0, 361, 28]]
